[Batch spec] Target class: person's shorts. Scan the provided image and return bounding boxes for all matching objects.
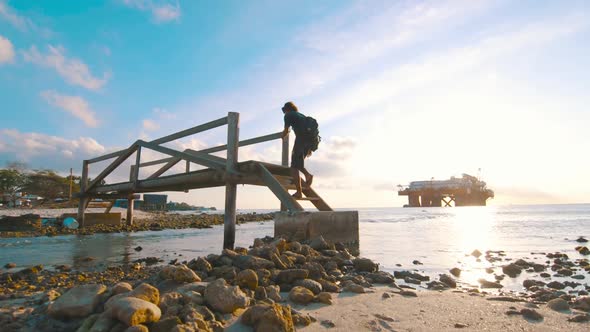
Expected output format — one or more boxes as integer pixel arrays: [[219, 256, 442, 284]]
[[291, 137, 307, 171]]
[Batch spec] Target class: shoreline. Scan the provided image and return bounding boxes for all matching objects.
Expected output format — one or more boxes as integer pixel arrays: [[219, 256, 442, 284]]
[[0, 208, 274, 238], [0, 235, 588, 331]]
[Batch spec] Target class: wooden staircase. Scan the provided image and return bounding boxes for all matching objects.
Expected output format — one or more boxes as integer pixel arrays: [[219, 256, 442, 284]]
[[255, 162, 332, 212]]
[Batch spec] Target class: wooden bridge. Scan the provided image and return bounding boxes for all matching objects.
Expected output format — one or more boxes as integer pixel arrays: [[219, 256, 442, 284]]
[[77, 112, 333, 249]]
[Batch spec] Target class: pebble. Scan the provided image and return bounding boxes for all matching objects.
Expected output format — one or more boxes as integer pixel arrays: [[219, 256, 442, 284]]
[[454, 323, 468, 328], [520, 308, 543, 321], [321, 320, 336, 328]]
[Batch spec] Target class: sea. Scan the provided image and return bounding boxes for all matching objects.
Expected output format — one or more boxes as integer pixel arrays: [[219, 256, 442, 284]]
[[1, 204, 589, 291]]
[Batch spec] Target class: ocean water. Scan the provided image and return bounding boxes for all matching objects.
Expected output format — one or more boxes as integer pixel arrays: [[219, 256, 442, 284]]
[[1, 204, 588, 290]]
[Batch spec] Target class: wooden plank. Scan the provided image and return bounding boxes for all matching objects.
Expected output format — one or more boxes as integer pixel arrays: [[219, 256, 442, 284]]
[[133, 147, 141, 189], [224, 112, 239, 250], [105, 201, 114, 213], [302, 187, 333, 211], [258, 163, 303, 211], [281, 134, 289, 212], [87, 149, 126, 164], [150, 116, 228, 145], [77, 160, 89, 227], [87, 143, 138, 191], [147, 148, 228, 179], [138, 140, 227, 172], [90, 169, 223, 193], [126, 194, 134, 226], [138, 131, 283, 168]]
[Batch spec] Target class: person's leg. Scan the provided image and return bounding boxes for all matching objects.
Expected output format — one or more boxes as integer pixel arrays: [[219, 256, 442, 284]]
[[290, 167, 303, 198], [301, 167, 313, 186], [290, 139, 305, 198]]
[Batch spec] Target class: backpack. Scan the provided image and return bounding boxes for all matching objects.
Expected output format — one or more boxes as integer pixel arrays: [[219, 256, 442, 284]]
[[303, 116, 321, 154]]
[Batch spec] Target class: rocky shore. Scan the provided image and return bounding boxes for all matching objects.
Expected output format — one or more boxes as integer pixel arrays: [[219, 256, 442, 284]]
[[0, 234, 589, 331], [0, 210, 273, 238]]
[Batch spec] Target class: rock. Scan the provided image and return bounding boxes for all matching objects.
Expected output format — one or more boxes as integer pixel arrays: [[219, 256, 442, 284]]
[[367, 271, 395, 284], [400, 290, 417, 297], [353, 258, 378, 272], [182, 291, 204, 306], [159, 292, 184, 315], [547, 281, 565, 290], [124, 325, 149, 332], [106, 297, 161, 326], [558, 268, 573, 276], [266, 285, 282, 302], [241, 303, 295, 332], [454, 323, 468, 328], [277, 269, 309, 284], [188, 257, 212, 272], [478, 279, 502, 288], [210, 265, 237, 281], [576, 237, 588, 243], [520, 308, 543, 321], [426, 281, 447, 290], [321, 320, 336, 328], [502, 263, 522, 278], [449, 267, 461, 277], [233, 255, 274, 270], [547, 298, 569, 312], [294, 279, 322, 295], [309, 236, 329, 251], [319, 279, 340, 293], [160, 265, 201, 283], [572, 296, 590, 311], [77, 314, 100, 332], [576, 246, 590, 255], [134, 246, 143, 252], [204, 278, 249, 313], [439, 274, 456, 288], [112, 282, 133, 295], [343, 284, 364, 293], [88, 312, 118, 332], [292, 310, 315, 327], [393, 270, 429, 281], [382, 293, 392, 299], [150, 316, 182, 332], [47, 284, 107, 319], [471, 249, 482, 258], [568, 314, 590, 322], [4, 262, 16, 269], [315, 292, 332, 305], [237, 269, 258, 290], [412, 260, 423, 265], [271, 253, 289, 270], [289, 286, 315, 305], [108, 283, 160, 305]]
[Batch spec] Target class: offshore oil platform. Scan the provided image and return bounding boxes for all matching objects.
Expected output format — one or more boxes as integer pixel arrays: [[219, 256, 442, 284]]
[[398, 174, 494, 207]]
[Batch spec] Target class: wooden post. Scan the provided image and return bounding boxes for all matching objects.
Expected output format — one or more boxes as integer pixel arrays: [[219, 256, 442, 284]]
[[126, 194, 135, 226], [133, 147, 141, 190], [223, 112, 239, 249], [280, 134, 289, 211], [77, 161, 89, 228], [184, 160, 190, 193], [69, 168, 73, 201]]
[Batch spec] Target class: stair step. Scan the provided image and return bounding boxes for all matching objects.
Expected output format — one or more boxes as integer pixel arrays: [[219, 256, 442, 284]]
[[294, 197, 320, 201]]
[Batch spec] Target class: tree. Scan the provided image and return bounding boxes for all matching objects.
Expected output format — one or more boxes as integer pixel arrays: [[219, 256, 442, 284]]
[[0, 169, 27, 205], [23, 170, 80, 200]]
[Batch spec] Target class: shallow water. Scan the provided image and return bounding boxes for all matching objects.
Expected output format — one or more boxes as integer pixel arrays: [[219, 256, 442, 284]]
[[1, 204, 588, 291]]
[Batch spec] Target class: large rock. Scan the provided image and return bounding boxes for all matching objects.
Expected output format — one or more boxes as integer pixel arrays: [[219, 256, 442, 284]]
[[112, 282, 133, 295], [160, 264, 201, 283], [353, 258, 378, 272], [88, 312, 118, 332], [502, 263, 522, 278], [241, 303, 295, 332], [367, 271, 395, 284], [237, 269, 258, 290], [48, 284, 107, 319], [188, 257, 212, 272], [106, 297, 161, 326], [547, 298, 570, 312], [439, 274, 456, 288], [319, 279, 341, 293], [277, 269, 309, 284], [309, 236, 329, 251], [294, 279, 323, 295], [107, 283, 160, 307], [233, 255, 274, 270], [204, 278, 250, 313], [289, 286, 315, 305]]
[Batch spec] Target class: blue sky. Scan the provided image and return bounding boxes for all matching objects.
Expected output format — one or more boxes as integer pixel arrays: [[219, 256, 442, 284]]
[[1, 0, 589, 208]]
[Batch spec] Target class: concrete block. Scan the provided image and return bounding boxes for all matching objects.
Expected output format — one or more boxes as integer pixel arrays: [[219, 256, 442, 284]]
[[274, 211, 359, 246], [62, 213, 121, 227]]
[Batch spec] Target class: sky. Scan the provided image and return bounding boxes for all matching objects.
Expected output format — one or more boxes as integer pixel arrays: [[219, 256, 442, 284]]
[[0, 0, 589, 209]]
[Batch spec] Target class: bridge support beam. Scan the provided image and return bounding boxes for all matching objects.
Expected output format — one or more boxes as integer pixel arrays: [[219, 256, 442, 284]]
[[223, 112, 239, 249]]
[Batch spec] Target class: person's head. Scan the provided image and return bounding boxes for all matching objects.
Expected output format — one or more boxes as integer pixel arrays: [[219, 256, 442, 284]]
[[282, 101, 298, 114]]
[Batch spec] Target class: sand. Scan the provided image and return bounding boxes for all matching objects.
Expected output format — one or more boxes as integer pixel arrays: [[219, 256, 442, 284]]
[[226, 287, 589, 332]]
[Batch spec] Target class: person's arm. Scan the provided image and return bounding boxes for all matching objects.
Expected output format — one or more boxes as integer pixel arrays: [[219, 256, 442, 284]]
[[282, 126, 290, 138], [282, 113, 291, 138]]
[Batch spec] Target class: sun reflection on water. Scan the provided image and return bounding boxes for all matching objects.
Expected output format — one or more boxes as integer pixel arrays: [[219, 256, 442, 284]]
[[448, 206, 499, 287]]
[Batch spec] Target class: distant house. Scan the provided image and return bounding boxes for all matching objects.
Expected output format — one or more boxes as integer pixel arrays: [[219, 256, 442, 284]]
[[142, 194, 168, 211]]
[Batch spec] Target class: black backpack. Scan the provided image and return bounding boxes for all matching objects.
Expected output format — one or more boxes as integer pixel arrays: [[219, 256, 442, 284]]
[[303, 116, 321, 153]]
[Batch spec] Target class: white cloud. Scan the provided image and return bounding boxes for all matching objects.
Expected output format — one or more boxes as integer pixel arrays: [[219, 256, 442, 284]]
[[123, 0, 181, 23], [22, 45, 110, 90], [0, 1, 52, 36], [0, 129, 106, 161], [0, 34, 15, 64], [153, 107, 176, 119], [41, 90, 100, 128], [142, 119, 160, 131]]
